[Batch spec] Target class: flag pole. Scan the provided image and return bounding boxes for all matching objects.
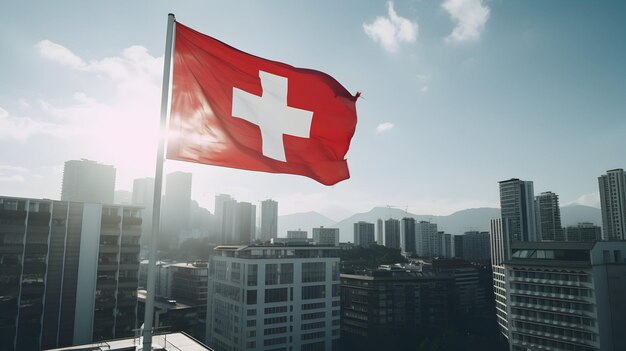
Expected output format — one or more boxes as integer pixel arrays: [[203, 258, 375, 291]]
[[143, 13, 175, 351]]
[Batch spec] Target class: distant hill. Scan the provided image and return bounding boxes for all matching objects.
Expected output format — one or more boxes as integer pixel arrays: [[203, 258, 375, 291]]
[[560, 204, 602, 227], [277, 211, 336, 237]]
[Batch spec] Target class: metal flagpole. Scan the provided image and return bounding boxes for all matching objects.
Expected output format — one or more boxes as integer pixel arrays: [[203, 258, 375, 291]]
[[143, 13, 176, 351]]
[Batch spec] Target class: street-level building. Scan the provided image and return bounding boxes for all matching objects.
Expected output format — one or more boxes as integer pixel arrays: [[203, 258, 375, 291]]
[[206, 244, 341, 351], [0, 196, 141, 351], [504, 241, 626, 351]]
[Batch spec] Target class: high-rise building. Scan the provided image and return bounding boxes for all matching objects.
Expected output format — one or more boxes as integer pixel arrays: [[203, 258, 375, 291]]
[[260, 199, 278, 241], [353, 221, 375, 247], [234, 202, 256, 244], [535, 191, 563, 241], [162, 172, 192, 242], [415, 220, 437, 257], [504, 241, 626, 350], [206, 244, 341, 351], [0, 196, 141, 351], [490, 218, 511, 339], [313, 226, 339, 246], [376, 218, 383, 245], [60, 159, 116, 204], [340, 268, 454, 350], [132, 177, 155, 242], [214, 194, 237, 244], [440, 232, 453, 258], [453, 235, 464, 259], [564, 222, 602, 242], [399, 217, 416, 255], [461, 231, 491, 262], [598, 168, 626, 240], [499, 178, 537, 242], [383, 218, 400, 249]]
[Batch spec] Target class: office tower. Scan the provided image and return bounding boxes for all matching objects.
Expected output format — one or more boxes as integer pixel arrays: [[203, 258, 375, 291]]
[[376, 218, 383, 245], [0, 196, 141, 351], [490, 218, 511, 339], [384, 218, 400, 249], [353, 221, 375, 247], [564, 222, 602, 242], [341, 267, 454, 351], [162, 172, 192, 242], [46, 332, 212, 351], [440, 232, 452, 258], [234, 202, 256, 244], [260, 199, 278, 241], [206, 244, 341, 351], [453, 235, 464, 258], [60, 159, 116, 204], [461, 231, 491, 262], [504, 241, 626, 350], [132, 177, 155, 241], [287, 230, 308, 240], [598, 168, 626, 240], [499, 178, 537, 242], [399, 217, 416, 255], [535, 191, 563, 241], [312, 226, 339, 246], [415, 220, 437, 257], [214, 194, 236, 244]]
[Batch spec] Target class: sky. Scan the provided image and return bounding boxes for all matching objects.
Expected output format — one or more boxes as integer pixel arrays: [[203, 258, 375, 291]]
[[1, 1, 624, 220]]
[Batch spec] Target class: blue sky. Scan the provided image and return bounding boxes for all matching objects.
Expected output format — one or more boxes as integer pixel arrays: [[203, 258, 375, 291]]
[[0, 1, 624, 219]]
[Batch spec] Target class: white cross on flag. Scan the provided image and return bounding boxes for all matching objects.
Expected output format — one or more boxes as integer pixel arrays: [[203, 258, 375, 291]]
[[167, 22, 359, 185]]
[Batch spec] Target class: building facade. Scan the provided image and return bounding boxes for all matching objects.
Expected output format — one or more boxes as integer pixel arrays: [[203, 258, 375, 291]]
[[499, 178, 537, 242], [462, 231, 491, 262], [60, 159, 116, 204], [376, 219, 383, 246], [415, 220, 437, 258], [399, 217, 416, 255], [564, 222, 601, 242], [383, 219, 400, 249], [353, 221, 375, 247], [312, 227, 339, 246], [504, 241, 626, 350], [260, 200, 278, 241], [340, 268, 454, 351], [598, 168, 626, 240], [490, 218, 511, 339], [206, 244, 341, 351], [0, 196, 141, 351], [535, 191, 563, 241]]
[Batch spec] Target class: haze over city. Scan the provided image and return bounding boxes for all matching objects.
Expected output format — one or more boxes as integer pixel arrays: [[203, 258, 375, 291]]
[[1, 1, 624, 219]]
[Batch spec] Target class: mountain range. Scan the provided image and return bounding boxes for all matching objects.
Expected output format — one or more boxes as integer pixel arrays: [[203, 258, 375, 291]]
[[277, 205, 602, 243]]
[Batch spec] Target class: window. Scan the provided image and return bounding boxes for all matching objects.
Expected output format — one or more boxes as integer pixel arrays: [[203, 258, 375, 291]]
[[247, 290, 257, 305], [302, 262, 325, 283], [302, 285, 325, 300], [265, 288, 288, 303], [248, 264, 258, 286]]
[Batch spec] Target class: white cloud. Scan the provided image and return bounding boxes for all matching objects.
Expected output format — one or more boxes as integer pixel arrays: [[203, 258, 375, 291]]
[[363, 2, 418, 53], [36, 40, 164, 183], [18, 98, 30, 109], [0, 106, 76, 140], [566, 192, 601, 208], [36, 39, 86, 68], [442, 0, 490, 43], [0, 165, 29, 183], [420, 85, 429, 93], [376, 122, 395, 133]]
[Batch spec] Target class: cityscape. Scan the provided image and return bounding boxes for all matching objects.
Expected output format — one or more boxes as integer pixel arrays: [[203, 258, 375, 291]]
[[1, 1, 625, 351], [1, 160, 625, 350]]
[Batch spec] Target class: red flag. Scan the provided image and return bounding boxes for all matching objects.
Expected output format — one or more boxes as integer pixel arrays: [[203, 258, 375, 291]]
[[166, 22, 358, 186]]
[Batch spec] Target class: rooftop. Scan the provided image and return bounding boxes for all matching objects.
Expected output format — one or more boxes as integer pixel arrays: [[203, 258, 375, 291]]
[[44, 332, 212, 351]]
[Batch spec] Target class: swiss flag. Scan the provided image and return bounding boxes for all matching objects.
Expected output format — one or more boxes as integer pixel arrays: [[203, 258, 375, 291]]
[[166, 22, 358, 186]]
